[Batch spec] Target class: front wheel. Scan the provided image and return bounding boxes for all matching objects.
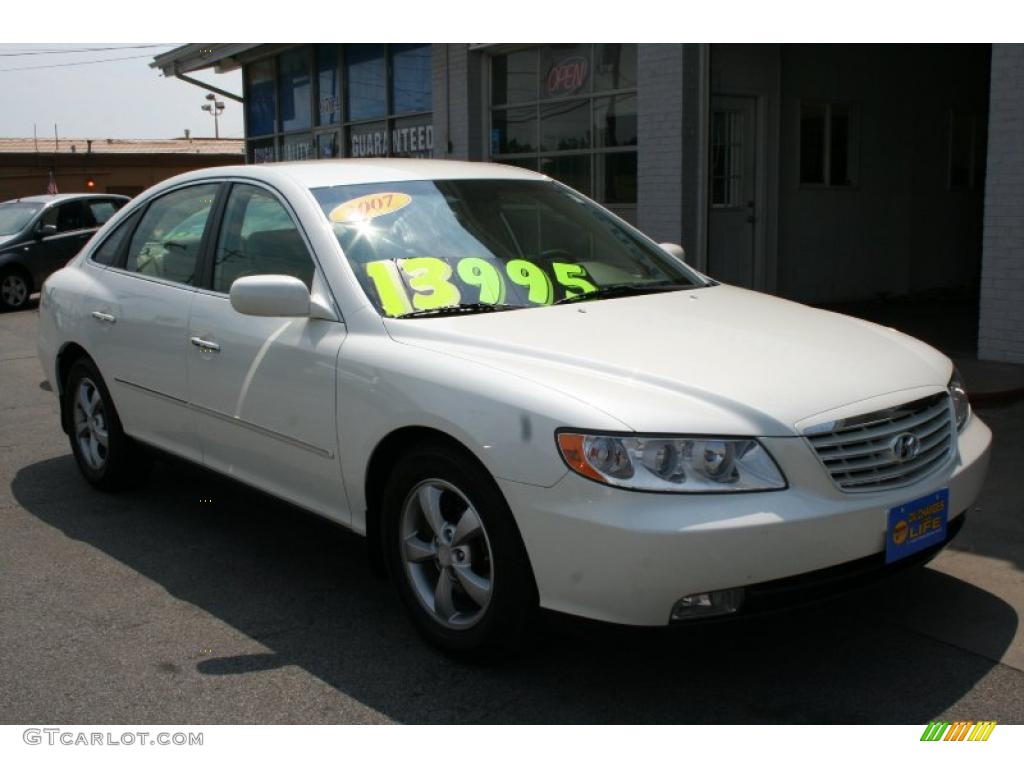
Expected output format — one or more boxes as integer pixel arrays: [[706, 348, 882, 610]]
[[65, 358, 151, 490], [382, 441, 538, 656]]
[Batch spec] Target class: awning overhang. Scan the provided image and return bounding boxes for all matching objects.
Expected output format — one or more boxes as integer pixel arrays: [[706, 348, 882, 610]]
[[150, 44, 260, 77]]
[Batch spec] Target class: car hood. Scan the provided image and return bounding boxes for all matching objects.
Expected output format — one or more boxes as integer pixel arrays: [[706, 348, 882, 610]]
[[0, 234, 17, 248], [383, 284, 952, 436]]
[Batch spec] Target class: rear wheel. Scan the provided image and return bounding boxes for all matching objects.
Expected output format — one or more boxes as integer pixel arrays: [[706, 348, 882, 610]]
[[382, 441, 538, 656], [0, 269, 31, 311], [65, 358, 151, 490]]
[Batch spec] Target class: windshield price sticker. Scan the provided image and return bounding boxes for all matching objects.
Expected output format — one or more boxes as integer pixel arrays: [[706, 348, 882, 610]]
[[365, 257, 597, 316], [329, 192, 412, 224]]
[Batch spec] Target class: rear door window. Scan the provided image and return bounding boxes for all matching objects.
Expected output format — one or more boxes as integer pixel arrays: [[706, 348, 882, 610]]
[[87, 199, 122, 226], [124, 184, 220, 286]]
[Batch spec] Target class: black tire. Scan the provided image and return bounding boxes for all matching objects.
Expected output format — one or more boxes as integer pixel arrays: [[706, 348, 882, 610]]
[[64, 357, 151, 491], [382, 440, 538, 657], [0, 268, 32, 311]]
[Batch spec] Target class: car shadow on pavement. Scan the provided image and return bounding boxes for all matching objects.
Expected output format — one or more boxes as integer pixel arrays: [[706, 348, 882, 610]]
[[11, 453, 1020, 724], [949, 403, 1024, 574]]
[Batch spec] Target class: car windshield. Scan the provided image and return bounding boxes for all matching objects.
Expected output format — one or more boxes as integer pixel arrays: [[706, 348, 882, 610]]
[[310, 179, 705, 317], [0, 202, 43, 236]]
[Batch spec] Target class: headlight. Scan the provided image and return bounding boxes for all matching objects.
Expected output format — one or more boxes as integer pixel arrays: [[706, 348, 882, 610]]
[[556, 432, 787, 492], [948, 368, 970, 431]]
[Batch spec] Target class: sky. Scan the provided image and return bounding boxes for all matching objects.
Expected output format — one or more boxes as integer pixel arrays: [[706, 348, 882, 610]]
[[0, 44, 244, 140]]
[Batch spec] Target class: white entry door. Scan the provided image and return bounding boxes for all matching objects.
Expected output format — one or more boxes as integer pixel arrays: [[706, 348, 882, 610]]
[[708, 95, 758, 288]]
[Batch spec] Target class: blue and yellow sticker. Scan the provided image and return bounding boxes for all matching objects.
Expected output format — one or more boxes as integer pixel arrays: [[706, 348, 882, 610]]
[[886, 488, 948, 563]]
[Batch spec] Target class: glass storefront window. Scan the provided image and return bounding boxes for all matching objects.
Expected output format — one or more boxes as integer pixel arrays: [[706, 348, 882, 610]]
[[540, 44, 591, 100], [317, 132, 339, 158], [597, 151, 637, 204], [278, 47, 311, 133], [317, 45, 339, 126], [492, 107, 536, 154], [246, 60, 276, 137], [539, 155, 590, 194], [280, 133, 314, 162], [491, 48, 536, 106], [346, 44, 386, 122], [540, 99, 590, 152], [391, 43, 432, 114], [594, 94, 637, 148], [244, 44, 434, 163], [490, 45, 637, 208], [593, 43, 637, 92], [349, 121, 389, 158], [249, 139, 275, 164], [391, 115, 434, 158]]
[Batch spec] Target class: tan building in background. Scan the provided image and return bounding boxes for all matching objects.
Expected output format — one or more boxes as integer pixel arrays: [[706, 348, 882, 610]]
[[0, 136, 243, 200]]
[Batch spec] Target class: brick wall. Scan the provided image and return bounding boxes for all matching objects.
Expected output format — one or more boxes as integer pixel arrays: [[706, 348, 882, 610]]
[[637, 44, 685, 246], [432, 44, 481, 161], [0, 154, 241, 201], [979, 44, 1024, 363]]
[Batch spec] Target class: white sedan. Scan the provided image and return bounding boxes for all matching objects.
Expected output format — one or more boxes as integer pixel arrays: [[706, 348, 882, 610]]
[[37, 159, 992, 655]]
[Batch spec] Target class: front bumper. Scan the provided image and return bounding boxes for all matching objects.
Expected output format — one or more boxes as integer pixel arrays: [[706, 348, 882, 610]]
[[499, 413, 992, 626]]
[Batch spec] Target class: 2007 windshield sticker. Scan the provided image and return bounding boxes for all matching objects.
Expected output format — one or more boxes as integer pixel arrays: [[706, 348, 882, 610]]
[[365, 257, 597, 316], [329, 192, 412, 224]]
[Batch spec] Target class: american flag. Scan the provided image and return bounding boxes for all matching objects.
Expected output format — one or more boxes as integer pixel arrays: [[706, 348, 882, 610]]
[[46, 170, 59, 195]]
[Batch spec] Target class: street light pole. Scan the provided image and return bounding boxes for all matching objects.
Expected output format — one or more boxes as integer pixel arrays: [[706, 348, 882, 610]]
[[201, 93, 226, 139]]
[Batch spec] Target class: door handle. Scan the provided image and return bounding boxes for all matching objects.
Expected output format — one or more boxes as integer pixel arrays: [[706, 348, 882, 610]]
[[91, 311, 116, 324], [190, 336, 220, 353]]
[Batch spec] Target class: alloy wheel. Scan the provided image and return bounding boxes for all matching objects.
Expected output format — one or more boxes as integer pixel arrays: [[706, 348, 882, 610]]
[[73, 377, 109, 471], [399, 478, 494, 628], [1, 274, 28, 307]]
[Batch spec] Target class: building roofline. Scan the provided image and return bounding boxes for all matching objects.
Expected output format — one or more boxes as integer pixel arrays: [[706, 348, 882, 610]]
[[0, 137, 244, 157], [150, 44, 259, 76]]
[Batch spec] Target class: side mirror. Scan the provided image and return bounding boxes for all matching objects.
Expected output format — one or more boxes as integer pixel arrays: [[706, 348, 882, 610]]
[[229, 275, 310, 317], [660, 242, 686, 262], [36, 223, 58, 239]]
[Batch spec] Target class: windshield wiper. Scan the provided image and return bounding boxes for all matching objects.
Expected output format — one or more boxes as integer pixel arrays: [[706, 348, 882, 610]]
[[394, 303, 525, 319], [554, 281, 692, 305]]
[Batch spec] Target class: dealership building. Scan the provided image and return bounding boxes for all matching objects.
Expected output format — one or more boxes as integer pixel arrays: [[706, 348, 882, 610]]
[[152, 43, 1024, 363]]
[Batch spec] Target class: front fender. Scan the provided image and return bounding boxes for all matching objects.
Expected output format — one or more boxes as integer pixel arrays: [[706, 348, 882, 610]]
[[336, 332, 630, 533]]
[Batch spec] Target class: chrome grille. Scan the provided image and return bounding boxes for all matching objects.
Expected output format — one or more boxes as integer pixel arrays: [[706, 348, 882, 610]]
[[805, 392, 954, 492]]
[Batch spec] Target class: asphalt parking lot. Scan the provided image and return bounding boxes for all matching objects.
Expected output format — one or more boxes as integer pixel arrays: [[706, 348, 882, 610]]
[[1, 304, 1022, 724]]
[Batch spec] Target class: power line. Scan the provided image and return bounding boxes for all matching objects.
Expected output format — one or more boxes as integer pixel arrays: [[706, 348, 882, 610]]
[[0, 44, 167, 58], [0, 53, 159, 73]]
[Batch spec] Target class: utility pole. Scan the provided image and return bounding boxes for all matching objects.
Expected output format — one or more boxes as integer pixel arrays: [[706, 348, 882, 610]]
[[201, 93, 225, 139]]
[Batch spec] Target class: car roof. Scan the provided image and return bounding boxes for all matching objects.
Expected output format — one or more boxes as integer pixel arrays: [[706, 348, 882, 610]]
[[169, 158, 550, 189], [3, 193, 129, 205]]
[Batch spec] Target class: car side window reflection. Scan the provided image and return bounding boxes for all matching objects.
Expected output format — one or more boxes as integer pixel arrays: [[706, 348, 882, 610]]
[[90, 210, 141, 266], [124, 185, 219, 286], [41, 201, 92, 233], [213, 184, 315, 293], [88, 200, 121, 226]]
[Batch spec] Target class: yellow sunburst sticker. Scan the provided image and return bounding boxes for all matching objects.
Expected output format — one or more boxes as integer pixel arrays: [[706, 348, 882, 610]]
[[329, 192, 411, 224]]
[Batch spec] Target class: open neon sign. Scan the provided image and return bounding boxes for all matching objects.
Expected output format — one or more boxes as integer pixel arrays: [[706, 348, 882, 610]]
[[545, 56, 588, 98]]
